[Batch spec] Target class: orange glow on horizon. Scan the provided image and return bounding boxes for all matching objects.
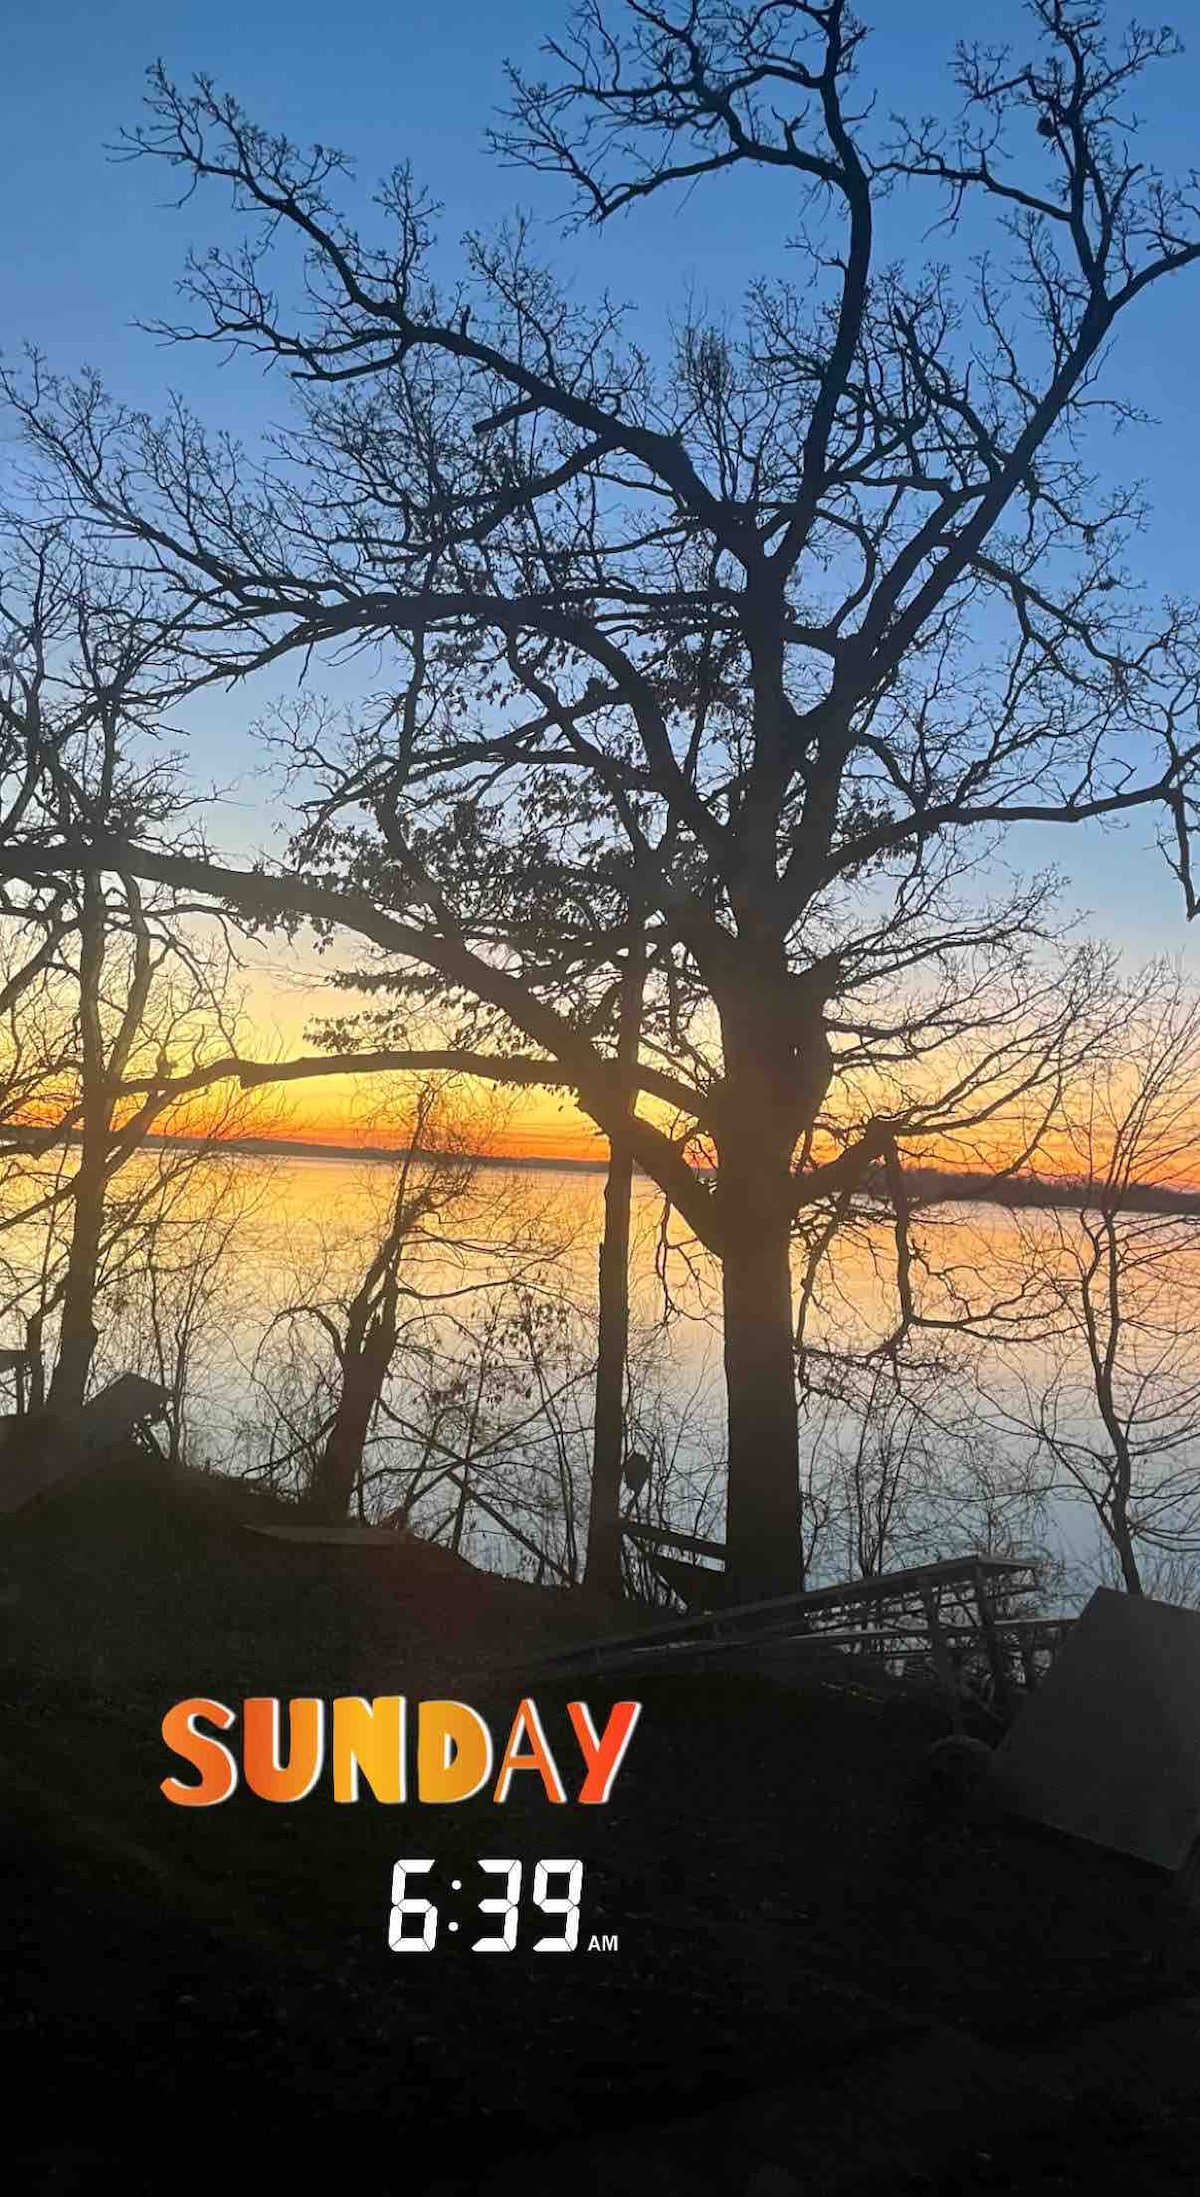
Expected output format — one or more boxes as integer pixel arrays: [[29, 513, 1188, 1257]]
[[125, 1068, 609, 1164], [253, 1078, 610, 1161]]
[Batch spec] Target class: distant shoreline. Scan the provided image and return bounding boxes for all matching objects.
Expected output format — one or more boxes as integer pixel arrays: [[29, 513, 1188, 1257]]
[[7, 1126, 1200, 1213], [138, 1131, 612, 1173], [127, 1134, 1200, 1215]]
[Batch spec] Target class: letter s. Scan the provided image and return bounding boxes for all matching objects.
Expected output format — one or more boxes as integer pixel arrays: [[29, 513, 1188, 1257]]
[[161, 1698, 238, 1807]]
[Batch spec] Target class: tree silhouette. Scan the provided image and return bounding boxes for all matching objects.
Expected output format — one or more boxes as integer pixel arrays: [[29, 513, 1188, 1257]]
[[6, 1, 1200, 1592]]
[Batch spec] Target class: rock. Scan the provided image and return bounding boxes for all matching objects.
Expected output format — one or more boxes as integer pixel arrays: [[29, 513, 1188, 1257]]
[[912, 1732, 995, 1808]]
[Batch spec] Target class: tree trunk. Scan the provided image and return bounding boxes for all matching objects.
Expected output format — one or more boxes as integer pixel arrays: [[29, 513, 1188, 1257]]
[[585, 933, 644, 1596], [47, 876, 108, 1417], [48, 1170, 105, 1415], [307, 1327, 392, 1524], [714, 980, 814, 1604], [585, 1132, 635, 1592], [24, 1310, 45, 1413], [1088, 1220, 1143, 1596], [1108, 1496, 1143, 1595], [721, 1194, 802, 1601], [450, 1466, 470, 1556]]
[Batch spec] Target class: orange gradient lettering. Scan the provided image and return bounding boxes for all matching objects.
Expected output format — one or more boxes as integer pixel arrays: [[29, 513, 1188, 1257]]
[[332, 1695, 406, 1804], [160, 1698, 238, 1808], [417, 1700, 494, 1803], [493, 1697, 567, 1804], [159, 1693, 642, 1805], [242, 1696, 325, 1803], [568, 1700, 642, 1803]]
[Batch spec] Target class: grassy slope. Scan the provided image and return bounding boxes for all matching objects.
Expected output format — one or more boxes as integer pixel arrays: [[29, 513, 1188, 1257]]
[[3, 1461, 1200, 2191]]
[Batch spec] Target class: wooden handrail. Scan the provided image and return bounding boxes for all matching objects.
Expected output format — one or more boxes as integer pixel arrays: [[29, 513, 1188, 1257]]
[[539, 1550, 1044, 1671]]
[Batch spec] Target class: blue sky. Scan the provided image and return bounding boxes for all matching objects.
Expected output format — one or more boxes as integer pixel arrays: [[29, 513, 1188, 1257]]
[[4, 0, 1200, 965]]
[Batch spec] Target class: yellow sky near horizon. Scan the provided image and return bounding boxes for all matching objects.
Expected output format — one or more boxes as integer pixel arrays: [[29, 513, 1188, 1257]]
[[207, 955, 611, 1160], [185, 940, 1200, 1182]]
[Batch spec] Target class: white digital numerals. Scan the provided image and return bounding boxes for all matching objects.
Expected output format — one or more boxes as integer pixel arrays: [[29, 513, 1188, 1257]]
[[472, 1858, 522, 1951], [388, 1858, 438, 1951], [530, 1859, 584, 1952], [386, 1858, 587, 1952]]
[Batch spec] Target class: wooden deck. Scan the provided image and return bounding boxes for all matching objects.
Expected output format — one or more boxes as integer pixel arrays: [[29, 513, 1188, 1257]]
[[540, 1549, 1069, 1710]]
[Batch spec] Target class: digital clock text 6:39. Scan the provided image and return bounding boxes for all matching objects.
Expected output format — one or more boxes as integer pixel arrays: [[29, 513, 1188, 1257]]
[[387, 1860, 590, 1952]]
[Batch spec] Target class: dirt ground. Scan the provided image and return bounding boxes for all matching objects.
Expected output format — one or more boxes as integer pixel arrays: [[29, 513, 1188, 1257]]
[[5, 1459, 1200, 2192]]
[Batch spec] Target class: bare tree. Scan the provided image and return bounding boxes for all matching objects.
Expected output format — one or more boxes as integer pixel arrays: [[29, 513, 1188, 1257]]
[[301, 1083, 476, 1521], [240, 1099, 600, 1565], [998, 964, 1200, 1595], [0, 894, 277, 1412], [114, 1139, 276, 1468], [797, 1341, 1047, 1585], [8, 2, 1200, 1592]]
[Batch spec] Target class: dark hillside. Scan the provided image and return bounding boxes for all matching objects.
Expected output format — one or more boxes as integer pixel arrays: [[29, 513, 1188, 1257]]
[[5, 1463, 1200, 2192]]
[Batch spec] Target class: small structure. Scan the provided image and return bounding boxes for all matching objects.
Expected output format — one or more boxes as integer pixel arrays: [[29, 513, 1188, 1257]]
[[622, 1518, 727, 1609], [77, 1373, 171, 1460], [0, 1373, 171, 1515], [246, 1523, 413, 1549], [988, 1587, 1200, 1873], [0, 1348, 30, 1417]]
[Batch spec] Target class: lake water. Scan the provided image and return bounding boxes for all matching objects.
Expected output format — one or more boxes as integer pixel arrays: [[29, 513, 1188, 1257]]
[[7, 1148, 1194, 1599]]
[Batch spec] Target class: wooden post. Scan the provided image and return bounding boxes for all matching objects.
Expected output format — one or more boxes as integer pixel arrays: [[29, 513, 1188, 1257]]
[[0, 1348, 29, 1419], [972, 1564, 1014, 1715], [920, 1584, 964, 1732]]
